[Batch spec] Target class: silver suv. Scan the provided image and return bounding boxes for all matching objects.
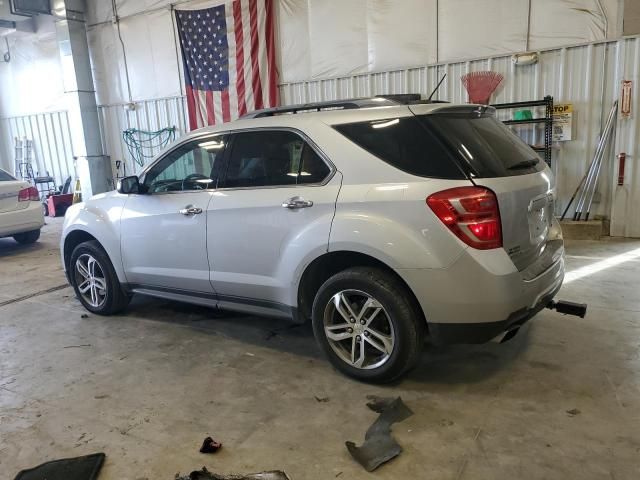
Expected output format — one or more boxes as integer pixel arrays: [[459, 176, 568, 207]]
[[61, 98, 564, 382]]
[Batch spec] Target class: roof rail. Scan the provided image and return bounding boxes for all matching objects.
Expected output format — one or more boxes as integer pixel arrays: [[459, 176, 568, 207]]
[[242, 97, 398, 119], [241, 94, 450, 119]]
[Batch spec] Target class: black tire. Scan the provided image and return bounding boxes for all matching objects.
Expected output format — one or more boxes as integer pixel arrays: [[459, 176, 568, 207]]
[[69, 240, 130, 315], [312, 267, 425, 383], [13, 229, 40, 244]]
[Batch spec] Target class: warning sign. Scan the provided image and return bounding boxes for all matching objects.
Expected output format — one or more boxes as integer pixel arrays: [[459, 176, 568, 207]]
[[552, 104, 573, 141]]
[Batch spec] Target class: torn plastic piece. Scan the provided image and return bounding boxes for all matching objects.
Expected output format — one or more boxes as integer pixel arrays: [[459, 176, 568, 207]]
[[345, 395, 413, 471], [199, 436, 222, 453], [175, 468, 290, 480], [14, 453, 105, 480]]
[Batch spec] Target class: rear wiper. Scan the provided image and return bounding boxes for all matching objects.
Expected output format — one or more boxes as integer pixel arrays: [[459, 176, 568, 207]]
[[508, 159, 539, 170]]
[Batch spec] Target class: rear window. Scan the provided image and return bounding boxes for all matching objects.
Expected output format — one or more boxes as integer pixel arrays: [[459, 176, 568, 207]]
[[0, 169, 16, 181], [334, 117, 466, 179], [418, 114, 545, 177]]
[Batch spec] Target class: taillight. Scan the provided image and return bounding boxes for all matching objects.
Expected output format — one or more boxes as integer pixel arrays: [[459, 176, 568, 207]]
[[18, 186, 39, 202], [426, 186, 502, 250]]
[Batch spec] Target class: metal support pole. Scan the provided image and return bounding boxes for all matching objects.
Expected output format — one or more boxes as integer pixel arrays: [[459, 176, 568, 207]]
[[585, 108, 618, 221], [52, 0, 111, 198], [575, 101, 617, 220]]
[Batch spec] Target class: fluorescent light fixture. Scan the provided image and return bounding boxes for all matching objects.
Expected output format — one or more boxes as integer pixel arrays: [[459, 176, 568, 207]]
[[195, 178, 214, 183], [376, 184, 408, 191], [460, 144, 474, 160], [372, 118, 400, 129], [199, 140, 224, 149]]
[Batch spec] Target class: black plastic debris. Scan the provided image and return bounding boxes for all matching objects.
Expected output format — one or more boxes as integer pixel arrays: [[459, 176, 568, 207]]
[[14, 453, 105, 480], [345, 395, 413, 471], [175, 467, 290, 480], [200, 436, 222, 453]]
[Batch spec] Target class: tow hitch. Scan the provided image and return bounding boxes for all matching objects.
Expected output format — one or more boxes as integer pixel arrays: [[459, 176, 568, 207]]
[[546, 300, 587, 318]]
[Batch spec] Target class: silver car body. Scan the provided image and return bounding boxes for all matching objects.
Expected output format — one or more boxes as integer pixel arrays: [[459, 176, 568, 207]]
[[61, 102, 564, 342]]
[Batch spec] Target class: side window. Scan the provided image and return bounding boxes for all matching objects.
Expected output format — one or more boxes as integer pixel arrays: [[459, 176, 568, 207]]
[[144, 136, 226, 193], [224, 131, 330, 188], [297, 144, 331, 185], [334, 117, 466, 179]]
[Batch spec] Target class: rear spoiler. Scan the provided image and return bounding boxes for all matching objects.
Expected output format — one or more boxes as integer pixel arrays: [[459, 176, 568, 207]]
[[411, 104, 497, 117]]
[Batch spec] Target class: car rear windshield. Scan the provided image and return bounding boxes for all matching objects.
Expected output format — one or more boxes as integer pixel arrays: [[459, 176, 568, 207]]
[[0, 169, 16, 181], [334, 112, 544, 179], [334, 116, 466, 179], [417, 113, 545, 177]]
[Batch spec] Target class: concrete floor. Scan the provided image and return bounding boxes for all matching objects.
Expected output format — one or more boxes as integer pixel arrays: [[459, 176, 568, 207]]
[[1, 218, 639, 480]]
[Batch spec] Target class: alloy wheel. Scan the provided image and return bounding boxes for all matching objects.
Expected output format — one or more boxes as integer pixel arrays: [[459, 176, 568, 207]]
[[74, 253, 107, 308], [323, 289, 395, 369]]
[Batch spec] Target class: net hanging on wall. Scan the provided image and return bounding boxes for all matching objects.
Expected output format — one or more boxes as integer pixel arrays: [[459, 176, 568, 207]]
[[122, 127, 177, 168]]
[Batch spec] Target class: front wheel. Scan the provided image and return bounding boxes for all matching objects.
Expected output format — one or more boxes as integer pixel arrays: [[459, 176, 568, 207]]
[[311, 267, 424, 383], [69, 240, 130, 315]]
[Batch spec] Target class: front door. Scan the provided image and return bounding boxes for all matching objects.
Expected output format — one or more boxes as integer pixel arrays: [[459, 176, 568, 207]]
[[207, 129, 341, 312], [120, 134, 227, 294]]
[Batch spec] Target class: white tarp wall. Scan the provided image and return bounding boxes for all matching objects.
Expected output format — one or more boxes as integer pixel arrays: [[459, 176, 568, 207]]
[[85, 0, 623, 104]]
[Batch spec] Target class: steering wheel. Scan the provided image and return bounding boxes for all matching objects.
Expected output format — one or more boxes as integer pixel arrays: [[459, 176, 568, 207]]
[[182, 173, 211, 190]]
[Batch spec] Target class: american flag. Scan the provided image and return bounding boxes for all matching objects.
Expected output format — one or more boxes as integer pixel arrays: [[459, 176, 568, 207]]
[[175, 0, 278, 129]]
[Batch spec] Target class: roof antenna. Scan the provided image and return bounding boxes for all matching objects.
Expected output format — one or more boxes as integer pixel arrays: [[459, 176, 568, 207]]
[[426, 74, 447, 102]]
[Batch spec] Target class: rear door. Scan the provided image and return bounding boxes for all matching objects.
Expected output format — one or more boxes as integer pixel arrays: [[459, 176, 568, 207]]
[[0, 170, 29, 214], [414, 106, 559, 272], [207, 129, 340, 313]]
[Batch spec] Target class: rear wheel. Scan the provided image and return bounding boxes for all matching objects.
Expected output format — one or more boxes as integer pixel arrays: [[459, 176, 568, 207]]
[[13, 229, 40, 244], [69, 240, 129, 315], [312, 267, 424, 383]]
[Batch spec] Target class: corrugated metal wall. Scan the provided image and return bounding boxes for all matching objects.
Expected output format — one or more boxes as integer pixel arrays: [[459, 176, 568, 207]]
[[0, 111, 75, 186], [97, 96, 189, 176], [611, 38, 640, 238], [280, 39, 634, 225]]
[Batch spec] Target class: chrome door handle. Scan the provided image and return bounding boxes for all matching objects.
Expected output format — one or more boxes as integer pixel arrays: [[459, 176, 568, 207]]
[[282, 196, 313, 209], [179, 206, 203, 216]]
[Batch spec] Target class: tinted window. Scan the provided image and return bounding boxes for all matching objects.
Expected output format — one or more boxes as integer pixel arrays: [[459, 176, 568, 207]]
[[418, 114, 545, 177], [0, 169, 16, 181], [224, 131, 330, 188], [144, 136, 225, 193], [334, 117, 465, 179]]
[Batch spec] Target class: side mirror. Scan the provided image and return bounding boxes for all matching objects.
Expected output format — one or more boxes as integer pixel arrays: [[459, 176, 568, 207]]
[[117, 175, 141, 194]]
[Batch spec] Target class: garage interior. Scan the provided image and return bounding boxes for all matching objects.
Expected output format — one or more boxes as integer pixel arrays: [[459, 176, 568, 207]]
[[1, 1, 640, 479]]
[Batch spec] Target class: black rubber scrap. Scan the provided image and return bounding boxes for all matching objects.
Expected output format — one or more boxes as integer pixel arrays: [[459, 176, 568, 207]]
[[199, 436, 222, 453], [345, 395, 413, 472], [175, 468, 290, 480]]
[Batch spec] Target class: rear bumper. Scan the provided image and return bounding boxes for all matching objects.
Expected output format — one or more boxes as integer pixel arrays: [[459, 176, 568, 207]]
[[0, 202, 44, 237], [396, 241, 565, 344], [427, 278, 562, 344]]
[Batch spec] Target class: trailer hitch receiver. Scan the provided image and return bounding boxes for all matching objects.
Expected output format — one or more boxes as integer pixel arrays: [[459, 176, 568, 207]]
[[547, 300, 587, 318]]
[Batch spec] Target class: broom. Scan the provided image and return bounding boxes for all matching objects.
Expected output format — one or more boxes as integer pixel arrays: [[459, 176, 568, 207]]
[[461, 71, 504, 105]]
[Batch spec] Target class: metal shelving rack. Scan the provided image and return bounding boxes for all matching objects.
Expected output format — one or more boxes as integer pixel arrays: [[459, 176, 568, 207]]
[[491, 95, 554, 166]]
